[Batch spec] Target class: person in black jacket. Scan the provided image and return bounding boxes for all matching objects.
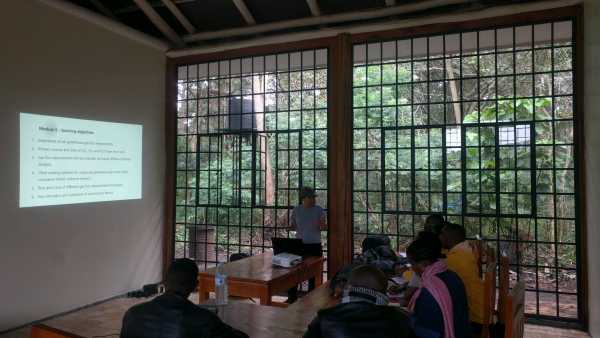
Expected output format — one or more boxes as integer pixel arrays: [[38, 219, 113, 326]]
[[120, 258, 248, 338], [304, 264, 414, 338]]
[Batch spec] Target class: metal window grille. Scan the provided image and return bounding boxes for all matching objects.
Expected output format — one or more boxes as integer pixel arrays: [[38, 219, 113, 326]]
[[351, 21, 579, 322], [174, 49, 329, 277]]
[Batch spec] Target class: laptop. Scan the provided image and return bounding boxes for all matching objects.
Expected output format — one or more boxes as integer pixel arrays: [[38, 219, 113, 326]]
[[272, 237, 304, 256]]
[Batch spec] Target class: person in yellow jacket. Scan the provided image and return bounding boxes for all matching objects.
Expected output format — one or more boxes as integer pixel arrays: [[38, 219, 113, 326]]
[[440, 222, 485, 335]]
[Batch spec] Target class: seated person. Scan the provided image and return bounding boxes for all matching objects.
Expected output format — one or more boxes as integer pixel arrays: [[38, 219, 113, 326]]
[[406, 237, 470, 338], [423, 214, 446, 235], [440, 223, 485, 334], [120, 258, 249, 338], [424, 214, 449, 256], [304, 265, 413, 338], [328, 263, 361, 299], [396, 231, 443, 305]]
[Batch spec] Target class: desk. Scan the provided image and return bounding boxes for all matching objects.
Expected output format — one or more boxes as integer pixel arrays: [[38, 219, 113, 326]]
[[29, 253, 325, 338], [218, 302, 314, 338], [29, 297, 147, 338], [197, 252, 324, 305], [30, 300, 316, 338], [287, 282, 338, 314]]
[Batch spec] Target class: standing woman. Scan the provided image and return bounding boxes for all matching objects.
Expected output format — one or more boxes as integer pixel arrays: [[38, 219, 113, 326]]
[[287, 186, 327, 303]]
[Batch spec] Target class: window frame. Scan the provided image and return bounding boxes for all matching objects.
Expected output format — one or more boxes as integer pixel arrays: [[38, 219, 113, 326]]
[[168, 44, 333, 277], [165, 5, 585, 328], [349, 10, 584, 327]]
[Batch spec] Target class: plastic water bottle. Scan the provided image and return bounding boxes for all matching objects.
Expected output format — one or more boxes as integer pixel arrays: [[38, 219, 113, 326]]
[[215, 263, 228, 306]]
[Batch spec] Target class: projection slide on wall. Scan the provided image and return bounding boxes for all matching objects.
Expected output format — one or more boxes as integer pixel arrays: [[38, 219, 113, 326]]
[[19, 113, 142, 208]]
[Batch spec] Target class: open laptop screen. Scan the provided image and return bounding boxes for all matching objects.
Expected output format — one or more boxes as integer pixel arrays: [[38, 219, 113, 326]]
[[272, 238, 304, 256]]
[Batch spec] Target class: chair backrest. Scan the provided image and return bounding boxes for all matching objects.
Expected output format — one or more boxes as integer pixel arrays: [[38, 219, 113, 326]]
[[498, 254, 510, 321], [503, 281, 526, 338], [470, 239, 483, 262], [486, 245, 496, 264], [482, 260, 497, 334], [31, 324, 85, 338], [469, 239, 485, 277]]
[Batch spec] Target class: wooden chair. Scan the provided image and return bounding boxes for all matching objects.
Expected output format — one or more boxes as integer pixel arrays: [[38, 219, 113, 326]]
[[503, 281, 526, 338], [469, 239, 495, 277], [469, 239, 484, 276], [481, 259, 497, 338], [30, 324, 85, 338], [497, 254, 510, 322]]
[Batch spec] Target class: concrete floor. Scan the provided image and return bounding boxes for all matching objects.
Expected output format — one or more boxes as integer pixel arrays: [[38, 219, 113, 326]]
[[0, 293, 590, 338]]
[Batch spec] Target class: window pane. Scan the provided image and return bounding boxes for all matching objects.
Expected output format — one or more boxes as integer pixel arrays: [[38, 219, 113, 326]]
[[175, 49, 329, 276], [352, 20, 579, 323]]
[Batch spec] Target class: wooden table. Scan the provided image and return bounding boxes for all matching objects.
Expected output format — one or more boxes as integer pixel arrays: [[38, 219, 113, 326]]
[[30, 299, 319, 338], [197, 252, 324, 305], [287, 282, 339, 314], [29, 253, 327, 338], [29, 297, 149, 338], [218, 302, 315, 338]]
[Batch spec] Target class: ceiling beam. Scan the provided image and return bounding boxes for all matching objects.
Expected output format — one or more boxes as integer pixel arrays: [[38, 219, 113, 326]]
[[115, 0, 196, 15], [132, 0, 185, 46], [306, 0, 321, 16], [171, 0, 579, 56], [38, 0, 168, 51], [88, 0, 118, 20], [232, 0, 256, 25], [385, 0, 396, 6], [185, 0, 471, 43], [161, 0, 196, 34]]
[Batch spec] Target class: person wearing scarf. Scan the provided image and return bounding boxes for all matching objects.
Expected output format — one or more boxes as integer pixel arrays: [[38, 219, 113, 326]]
[[406, 237, 471, 338], [304, 265, 413, 338], [342, 285, 390, 305]]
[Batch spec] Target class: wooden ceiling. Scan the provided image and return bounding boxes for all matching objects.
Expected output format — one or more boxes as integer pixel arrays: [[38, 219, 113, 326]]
[[63, 0, 541, 48]]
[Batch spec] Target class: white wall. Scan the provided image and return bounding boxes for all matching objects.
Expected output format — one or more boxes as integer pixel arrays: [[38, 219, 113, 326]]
[[0, 0, 165, 331], [0, 0, 598, 334], [583, 1, 600, 337]]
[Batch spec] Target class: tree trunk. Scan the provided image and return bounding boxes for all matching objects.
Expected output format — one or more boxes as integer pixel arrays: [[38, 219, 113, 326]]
[[252, 75, 276, 225], [446, 60, 462, 124]]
